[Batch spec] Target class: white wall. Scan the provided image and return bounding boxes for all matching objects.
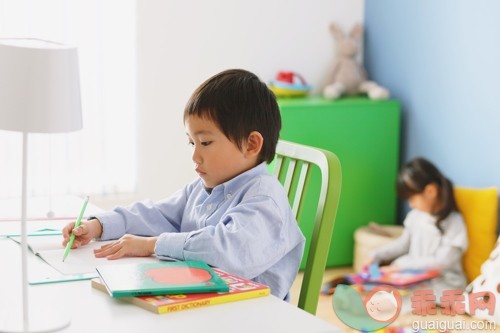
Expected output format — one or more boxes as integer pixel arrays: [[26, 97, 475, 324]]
[[135, 0, 364, 201]]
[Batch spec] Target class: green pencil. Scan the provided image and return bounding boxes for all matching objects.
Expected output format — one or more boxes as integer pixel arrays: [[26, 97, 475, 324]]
[[62, 196, 89, 262]]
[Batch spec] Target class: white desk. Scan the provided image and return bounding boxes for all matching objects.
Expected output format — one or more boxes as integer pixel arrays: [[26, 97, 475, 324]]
[[0, 219, 341, 333]]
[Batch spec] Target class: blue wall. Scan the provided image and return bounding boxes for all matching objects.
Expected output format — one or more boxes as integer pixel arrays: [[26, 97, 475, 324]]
[[364, 1, 500, 222]]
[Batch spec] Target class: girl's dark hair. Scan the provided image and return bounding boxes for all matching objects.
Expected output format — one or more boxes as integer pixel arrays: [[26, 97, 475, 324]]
[[397, 157, 457, 233], [183, 69, 281, 164]]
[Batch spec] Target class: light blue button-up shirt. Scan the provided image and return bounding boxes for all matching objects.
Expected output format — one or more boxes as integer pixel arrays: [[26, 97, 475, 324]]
[[95, 162, 305, 300]]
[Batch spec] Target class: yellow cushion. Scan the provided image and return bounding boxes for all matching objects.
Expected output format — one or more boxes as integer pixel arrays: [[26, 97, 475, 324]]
[[454, 187, 498, 282]]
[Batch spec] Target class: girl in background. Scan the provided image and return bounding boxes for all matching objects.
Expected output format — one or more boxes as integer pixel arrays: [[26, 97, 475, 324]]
[[370, 157, 468, 298]]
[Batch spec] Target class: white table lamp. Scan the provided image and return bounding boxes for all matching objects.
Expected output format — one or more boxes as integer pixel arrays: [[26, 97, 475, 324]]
[[0, 38, 82, 332]]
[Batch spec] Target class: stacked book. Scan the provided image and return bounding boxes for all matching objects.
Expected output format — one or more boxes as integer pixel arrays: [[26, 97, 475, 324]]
[[93, 260, 270, 314]]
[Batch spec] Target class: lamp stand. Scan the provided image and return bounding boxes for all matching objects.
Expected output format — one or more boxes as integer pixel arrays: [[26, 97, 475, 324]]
[[46, 138, 55, 219], [0, 133, 70, 333]]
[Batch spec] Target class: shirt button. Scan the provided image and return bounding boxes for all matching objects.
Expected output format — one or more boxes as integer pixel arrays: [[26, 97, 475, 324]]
[[206, 204, 212, 210], [226, 193, 232, 199]]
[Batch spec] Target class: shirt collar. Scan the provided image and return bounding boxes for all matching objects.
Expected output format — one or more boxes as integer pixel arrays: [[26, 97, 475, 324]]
[[210, 162, 268, 197]]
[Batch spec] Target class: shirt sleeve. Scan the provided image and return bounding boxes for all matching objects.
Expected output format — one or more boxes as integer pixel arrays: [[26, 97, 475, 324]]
[[94, 185, 189, 241], [393, 246, 464, 270], [370, 228, 411, 264], [154, 193, 303, 280]]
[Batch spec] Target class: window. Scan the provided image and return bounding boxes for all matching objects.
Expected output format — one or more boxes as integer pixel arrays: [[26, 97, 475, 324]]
[[0, 0, 137, 199]]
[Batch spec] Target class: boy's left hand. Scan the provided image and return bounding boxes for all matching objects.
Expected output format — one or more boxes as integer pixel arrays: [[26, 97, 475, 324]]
[[94, 234, 157, 259]]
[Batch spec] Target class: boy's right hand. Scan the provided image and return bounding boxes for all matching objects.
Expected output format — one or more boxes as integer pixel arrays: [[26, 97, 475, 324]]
[[62, 218, 102, 249]]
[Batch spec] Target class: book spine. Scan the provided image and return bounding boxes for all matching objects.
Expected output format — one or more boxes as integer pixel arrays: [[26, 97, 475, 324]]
[[157, 289, 270, 314]]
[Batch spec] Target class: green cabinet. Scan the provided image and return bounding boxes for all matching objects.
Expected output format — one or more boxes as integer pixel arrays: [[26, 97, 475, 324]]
[[278, 97, 400, 267]]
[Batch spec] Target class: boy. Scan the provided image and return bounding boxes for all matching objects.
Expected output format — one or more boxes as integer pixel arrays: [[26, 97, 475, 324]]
[[62, 69, 305, 301]]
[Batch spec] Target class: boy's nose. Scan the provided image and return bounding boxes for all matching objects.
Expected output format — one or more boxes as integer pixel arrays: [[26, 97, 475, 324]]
[[192, 147, 201, 164]]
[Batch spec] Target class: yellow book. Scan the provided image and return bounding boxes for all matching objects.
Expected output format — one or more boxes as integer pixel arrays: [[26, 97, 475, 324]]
[[92, 268, 270, 314]]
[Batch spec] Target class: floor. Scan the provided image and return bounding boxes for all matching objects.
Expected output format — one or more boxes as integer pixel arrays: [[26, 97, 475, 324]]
[[289, 267, 500, 333]]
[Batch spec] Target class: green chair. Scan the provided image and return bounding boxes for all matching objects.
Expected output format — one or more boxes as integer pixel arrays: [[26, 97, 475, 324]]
[[273, 140, 342, 315]]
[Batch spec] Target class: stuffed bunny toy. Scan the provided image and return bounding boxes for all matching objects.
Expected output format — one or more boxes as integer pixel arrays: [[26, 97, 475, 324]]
[[323, 23, 389, 100]]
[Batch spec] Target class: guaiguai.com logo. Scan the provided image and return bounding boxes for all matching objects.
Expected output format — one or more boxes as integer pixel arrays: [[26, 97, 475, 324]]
[[332, 284, 402, 331]]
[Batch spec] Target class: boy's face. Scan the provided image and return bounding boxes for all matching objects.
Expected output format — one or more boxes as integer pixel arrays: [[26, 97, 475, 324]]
[[185, 115, 259, 189]]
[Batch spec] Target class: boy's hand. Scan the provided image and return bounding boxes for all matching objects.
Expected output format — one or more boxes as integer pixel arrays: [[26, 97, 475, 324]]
[[62, 218, 102, 248], [93, 234, 157, 260]]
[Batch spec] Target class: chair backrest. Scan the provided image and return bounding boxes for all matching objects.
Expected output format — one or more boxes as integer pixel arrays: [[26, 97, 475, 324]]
[[273, 140, 342, 315]]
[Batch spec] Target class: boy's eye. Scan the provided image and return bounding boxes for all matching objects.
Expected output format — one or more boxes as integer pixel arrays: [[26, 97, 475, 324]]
[[187, 141, 212, 147]]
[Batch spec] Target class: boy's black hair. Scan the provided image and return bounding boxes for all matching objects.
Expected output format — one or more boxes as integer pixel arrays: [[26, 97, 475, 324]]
[[397, 157, 458, 233], [183, 69, 281, 164]]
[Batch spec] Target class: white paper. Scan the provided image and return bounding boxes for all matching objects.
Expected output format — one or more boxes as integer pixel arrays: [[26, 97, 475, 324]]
[[10, 236, 158, 275]]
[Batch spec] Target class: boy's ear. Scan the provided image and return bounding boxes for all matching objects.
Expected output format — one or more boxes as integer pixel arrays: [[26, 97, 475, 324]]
[[245, 131, 263, 158]]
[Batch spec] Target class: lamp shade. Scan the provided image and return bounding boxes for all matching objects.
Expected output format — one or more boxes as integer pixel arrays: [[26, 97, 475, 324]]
[[0, 38, 82, 133]]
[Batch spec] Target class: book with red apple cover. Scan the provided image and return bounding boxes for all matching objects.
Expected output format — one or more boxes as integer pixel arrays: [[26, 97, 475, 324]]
[[95, 260, 229, 297], [92, 268, 270, 314]]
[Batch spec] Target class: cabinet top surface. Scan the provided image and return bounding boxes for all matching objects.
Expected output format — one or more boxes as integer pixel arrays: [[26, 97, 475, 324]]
[[277, 96, 398, 108]]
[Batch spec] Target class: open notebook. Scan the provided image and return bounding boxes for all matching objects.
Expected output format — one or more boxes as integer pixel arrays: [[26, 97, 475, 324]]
[[8, 235, 164, 284]]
